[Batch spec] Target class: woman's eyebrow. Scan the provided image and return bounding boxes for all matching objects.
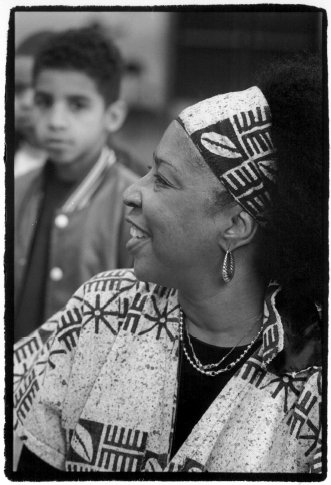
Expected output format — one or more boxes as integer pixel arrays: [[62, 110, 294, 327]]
[[153, 152, 179, 173]]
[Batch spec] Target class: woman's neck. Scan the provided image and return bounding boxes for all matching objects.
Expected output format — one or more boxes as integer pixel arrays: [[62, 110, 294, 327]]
[[178, 269, 266, 347]]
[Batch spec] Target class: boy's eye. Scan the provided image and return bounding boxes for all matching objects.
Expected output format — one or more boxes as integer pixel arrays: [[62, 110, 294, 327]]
[[68, 99, 89, 111], [34, 94, 52, 108]]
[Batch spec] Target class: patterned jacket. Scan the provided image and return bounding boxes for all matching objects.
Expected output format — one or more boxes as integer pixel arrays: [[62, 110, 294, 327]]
[[14, 269, 322, 474], [14, 147, 137, 320]]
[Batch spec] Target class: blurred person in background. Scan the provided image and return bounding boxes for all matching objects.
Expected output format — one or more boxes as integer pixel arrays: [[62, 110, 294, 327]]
[[14, 25, 138, 343], [85, 21, 147, 178], [14, 54, 324, 475], [14, 31, 53, 177]]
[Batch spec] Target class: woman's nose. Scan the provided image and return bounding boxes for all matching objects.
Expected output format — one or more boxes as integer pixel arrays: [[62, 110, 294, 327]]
[[123, 180, 143, 208]]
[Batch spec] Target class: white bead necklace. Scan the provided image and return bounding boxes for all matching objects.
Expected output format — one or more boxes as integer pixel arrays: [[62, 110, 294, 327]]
[[179, 308, 263, 377]]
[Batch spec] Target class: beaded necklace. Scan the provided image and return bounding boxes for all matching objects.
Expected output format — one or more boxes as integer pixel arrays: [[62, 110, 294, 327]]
[[179, 308, 263, 377]]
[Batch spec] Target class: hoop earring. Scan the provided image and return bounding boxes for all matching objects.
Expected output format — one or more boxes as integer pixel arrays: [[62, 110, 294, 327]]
[[222, 250, 235, 283]]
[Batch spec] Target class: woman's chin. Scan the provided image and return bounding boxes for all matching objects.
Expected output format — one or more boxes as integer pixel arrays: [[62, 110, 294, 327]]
[[133, 260, 167, 287], [132, 260, 152, 283]]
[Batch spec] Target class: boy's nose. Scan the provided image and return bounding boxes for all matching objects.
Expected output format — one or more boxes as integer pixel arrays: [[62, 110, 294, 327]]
[[47, 104, 68, 129], [123, 180, 143, 208]]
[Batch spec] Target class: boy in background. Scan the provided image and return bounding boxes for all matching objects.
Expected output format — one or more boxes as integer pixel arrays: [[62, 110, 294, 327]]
[[14, 31, 53, 176], [14, 26, 138, 342]]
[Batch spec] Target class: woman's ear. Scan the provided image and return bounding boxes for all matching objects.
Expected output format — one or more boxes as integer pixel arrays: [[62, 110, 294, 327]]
[[221, 209, 258, 251], [105, 99, 128, 133]]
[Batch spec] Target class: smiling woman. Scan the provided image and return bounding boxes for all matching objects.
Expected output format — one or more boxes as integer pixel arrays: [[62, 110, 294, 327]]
[[124, 120, 230, 291], [14, 53, 324, 476]]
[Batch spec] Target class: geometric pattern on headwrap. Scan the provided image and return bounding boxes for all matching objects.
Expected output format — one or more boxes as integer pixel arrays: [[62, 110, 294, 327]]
[[177, 86, 277, 224]]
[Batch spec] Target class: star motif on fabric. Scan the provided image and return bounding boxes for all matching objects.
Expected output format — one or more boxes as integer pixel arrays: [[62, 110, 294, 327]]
[[260, 374, 307, 413], [138, 296, 179, 342], [82, 294, 119, 334]]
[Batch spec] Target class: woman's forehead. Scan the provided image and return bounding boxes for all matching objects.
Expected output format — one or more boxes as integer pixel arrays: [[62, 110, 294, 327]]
[[156, 120, 206, 174]]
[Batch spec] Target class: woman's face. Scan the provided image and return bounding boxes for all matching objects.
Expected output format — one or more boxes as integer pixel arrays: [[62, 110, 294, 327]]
[[124, 120, 231, 289]]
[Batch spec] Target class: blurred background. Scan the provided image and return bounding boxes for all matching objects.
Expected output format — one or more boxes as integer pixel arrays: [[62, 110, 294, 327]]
[[14, 9, 323, 175]]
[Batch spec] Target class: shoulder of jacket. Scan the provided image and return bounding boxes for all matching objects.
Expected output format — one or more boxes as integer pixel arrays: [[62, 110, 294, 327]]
[[81, 268, 157, 298], [15, 167, 43, 192], [108, 157, 139, 184]]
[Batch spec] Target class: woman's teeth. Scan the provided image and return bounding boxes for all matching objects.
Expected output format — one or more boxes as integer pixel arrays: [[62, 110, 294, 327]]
[[130, 226, 147, 239]]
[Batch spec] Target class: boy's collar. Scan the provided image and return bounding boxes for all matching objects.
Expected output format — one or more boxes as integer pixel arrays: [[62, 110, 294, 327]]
[[61, 147, 116, 213], [43, 147, 116, 213]]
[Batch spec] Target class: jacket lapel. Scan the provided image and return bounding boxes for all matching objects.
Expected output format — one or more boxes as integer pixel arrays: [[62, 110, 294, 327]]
[[61, 147, 116, 213]]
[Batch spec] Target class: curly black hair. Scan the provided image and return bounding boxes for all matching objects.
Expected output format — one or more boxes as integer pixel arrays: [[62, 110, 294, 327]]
[[33, 25, 123, 105], [255, 53, 326, 332]]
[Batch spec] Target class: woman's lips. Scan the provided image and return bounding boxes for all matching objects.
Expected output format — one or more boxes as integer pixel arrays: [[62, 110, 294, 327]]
[[126, 219, 151, 252], [129, 225, 148, 239]]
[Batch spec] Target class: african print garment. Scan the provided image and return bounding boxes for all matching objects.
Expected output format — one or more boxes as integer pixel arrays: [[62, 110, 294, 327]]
[[14, 269, 322, 473]]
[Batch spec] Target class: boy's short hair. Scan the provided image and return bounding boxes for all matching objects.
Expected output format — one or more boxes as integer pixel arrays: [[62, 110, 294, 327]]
[[33, 25, 123, 105], [16, 30, 54, 57]]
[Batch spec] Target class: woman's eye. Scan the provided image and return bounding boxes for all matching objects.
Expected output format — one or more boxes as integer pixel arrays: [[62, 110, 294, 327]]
[[147, 165, 170, 188], [153, 173, 169, 187]]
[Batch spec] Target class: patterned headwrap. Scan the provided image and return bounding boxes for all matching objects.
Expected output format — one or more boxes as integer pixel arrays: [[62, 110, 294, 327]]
[[177, 86, 277, 224]]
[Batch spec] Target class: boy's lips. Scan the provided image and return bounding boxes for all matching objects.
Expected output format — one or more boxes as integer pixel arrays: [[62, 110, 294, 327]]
[[45, 138, 72, 149]]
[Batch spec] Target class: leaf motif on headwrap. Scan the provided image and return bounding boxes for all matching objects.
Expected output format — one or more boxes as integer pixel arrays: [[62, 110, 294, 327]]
[[71, 424, 94, 462], [201, 132, 242, 159]]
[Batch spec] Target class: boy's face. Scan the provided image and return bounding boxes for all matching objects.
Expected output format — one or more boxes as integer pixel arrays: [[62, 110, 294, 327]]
[[15, 55, 35, 136], [33, 69, 110, 166]]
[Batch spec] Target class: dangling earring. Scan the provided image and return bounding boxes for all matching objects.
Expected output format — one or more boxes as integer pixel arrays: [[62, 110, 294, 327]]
[[222, 249, 235, 283]]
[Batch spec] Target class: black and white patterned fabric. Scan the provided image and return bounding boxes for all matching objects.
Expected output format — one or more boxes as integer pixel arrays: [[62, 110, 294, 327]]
[[177, 87, 277, 224], [14, 270, 322, 473]]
